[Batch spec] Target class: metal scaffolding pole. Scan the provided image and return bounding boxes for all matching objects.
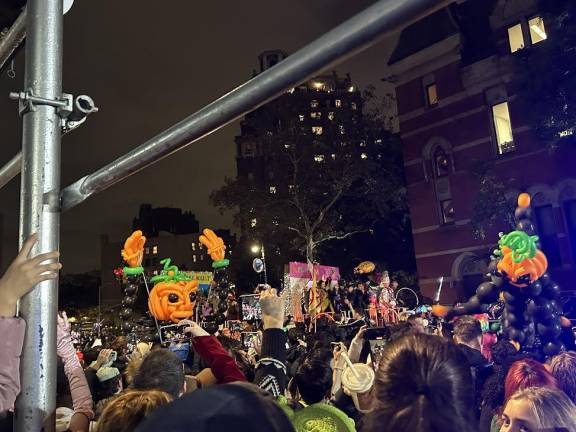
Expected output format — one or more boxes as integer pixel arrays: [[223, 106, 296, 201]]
[[61, 0, 451, 211], [0, 152, 22, 190], [0, 9, 26, 72], [15, 0, 63, 430]]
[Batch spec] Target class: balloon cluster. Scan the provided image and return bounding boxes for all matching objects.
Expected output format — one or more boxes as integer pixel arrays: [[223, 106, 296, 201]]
[[199, 229, 233, 326], [118, 231, 147, 334], [434, 193, 567, 357]]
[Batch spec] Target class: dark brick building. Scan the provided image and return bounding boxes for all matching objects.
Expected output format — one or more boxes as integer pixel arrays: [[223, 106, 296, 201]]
[[389, 0, 576, 302]]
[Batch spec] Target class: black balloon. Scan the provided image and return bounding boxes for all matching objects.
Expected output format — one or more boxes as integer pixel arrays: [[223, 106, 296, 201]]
[[124, 284, 138, 296], [539, 273, 551, 287], [542, 341, 562, 357], [537, 322, 562, 340], [119, 307, 133, 319], [533, 297, 554, 321], [476, 282, 498, 303], [488, 260, 499, 274], [525, 281, 542, 298], [515, 207, 532, 221], [543, 284, 561, 300], [516, 219, 535, 234], [122, 296, 136, 307], [491, 275, 504, 288]]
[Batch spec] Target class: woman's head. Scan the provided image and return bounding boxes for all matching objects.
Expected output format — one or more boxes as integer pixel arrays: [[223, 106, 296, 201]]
[[97, 390, 172, 432], [504, 359, 557, 402], [366, 334, 476, 432], [501, 387, 576, 432], [550, 351, 576, 404]]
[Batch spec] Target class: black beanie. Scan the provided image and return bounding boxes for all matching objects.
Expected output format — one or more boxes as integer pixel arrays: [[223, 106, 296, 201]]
[[136, 383, 294, 432]]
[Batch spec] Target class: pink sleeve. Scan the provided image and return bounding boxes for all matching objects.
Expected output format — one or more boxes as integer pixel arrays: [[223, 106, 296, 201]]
[[0, 317, 25, 413], [66, 367, 94, 420]]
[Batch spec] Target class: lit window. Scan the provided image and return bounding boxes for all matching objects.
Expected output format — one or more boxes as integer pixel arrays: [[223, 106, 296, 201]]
[[152, 246, 158, 255], [288, 185, 295, 191], [269, 186, 277, 194], [492, 102, 515, 154], [529, 17, 547, 45], [508, 23, 525, 53], [335, 99, 342, 108], [339, 125, 345, 135], [426, 83, 438, 106], [359, 141, 366, 147], [193, 255, 197, 263], [312, 126, 323, 135], [251, 218, 257, 228], [351, 102, 357, 111], [199, 243, 203, 249], [328, 112, 335, 121], [145, 247, 150, 255], [348, 86, 355, 92], [311, 100, 319, 108], [441, 200, 455, 224], [311, 112, 322, 119], [299, 114, 305, 122], [331, 154, 336, 160], [375, 139, 382, 144], [284, 144, 291, 149], [314, 154, 325, 162], [360, 153, 368, 159], [191, 243, 196, 251], [312, 81, 324, 91]]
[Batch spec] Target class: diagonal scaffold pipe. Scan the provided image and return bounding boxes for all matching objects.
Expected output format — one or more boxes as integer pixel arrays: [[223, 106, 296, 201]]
[[61, 0, 453, 211]]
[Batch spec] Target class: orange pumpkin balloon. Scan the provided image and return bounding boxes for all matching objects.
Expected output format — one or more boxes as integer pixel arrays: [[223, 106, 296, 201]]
[[148, 280, 198, 323], [497, 249, 548, 287]]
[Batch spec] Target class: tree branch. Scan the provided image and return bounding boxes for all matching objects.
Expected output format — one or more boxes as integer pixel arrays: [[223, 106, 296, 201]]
[[313, 228, 372, 248]]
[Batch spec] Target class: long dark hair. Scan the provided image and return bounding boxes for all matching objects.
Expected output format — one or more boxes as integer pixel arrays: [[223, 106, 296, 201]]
[[364, 334, 477, 432]]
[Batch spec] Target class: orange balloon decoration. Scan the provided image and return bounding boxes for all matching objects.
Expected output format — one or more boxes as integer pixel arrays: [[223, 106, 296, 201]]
[[518, 193, 531, 208], [122, 230, 146, 268], [148, 279, 198, 323], [354, 261, 375, 274]]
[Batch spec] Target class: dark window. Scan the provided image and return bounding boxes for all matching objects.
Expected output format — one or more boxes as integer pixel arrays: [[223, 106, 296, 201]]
[[534, 205, 561, 267], [441, 199, 455, 224], [434, 147, 450, 177]]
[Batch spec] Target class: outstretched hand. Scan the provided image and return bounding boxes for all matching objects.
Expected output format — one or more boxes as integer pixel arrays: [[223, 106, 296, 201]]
[[0, 234, 61, 317], [260, 288, 285, 329], [180, 319, 209, 338]]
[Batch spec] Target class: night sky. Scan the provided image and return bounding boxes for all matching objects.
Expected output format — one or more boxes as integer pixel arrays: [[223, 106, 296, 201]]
[[0, 0, 398, 274]]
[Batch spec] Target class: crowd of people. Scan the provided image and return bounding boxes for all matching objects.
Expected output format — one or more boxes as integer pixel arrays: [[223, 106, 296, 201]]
[[2, 236, 576, 432]]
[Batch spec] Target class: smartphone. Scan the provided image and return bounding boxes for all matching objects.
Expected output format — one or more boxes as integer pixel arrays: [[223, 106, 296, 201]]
[[364, 327, 390, 366], [242, 332, 259, 350], [240, 294, 262, 321]]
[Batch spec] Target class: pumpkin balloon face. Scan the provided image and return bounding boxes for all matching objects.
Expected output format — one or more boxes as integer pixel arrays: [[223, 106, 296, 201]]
[[498, 249, 548, 287], [148, 280, 198, 323]]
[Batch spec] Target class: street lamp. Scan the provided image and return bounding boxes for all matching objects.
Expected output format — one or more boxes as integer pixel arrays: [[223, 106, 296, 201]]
[[251, 242, 268, 285]]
